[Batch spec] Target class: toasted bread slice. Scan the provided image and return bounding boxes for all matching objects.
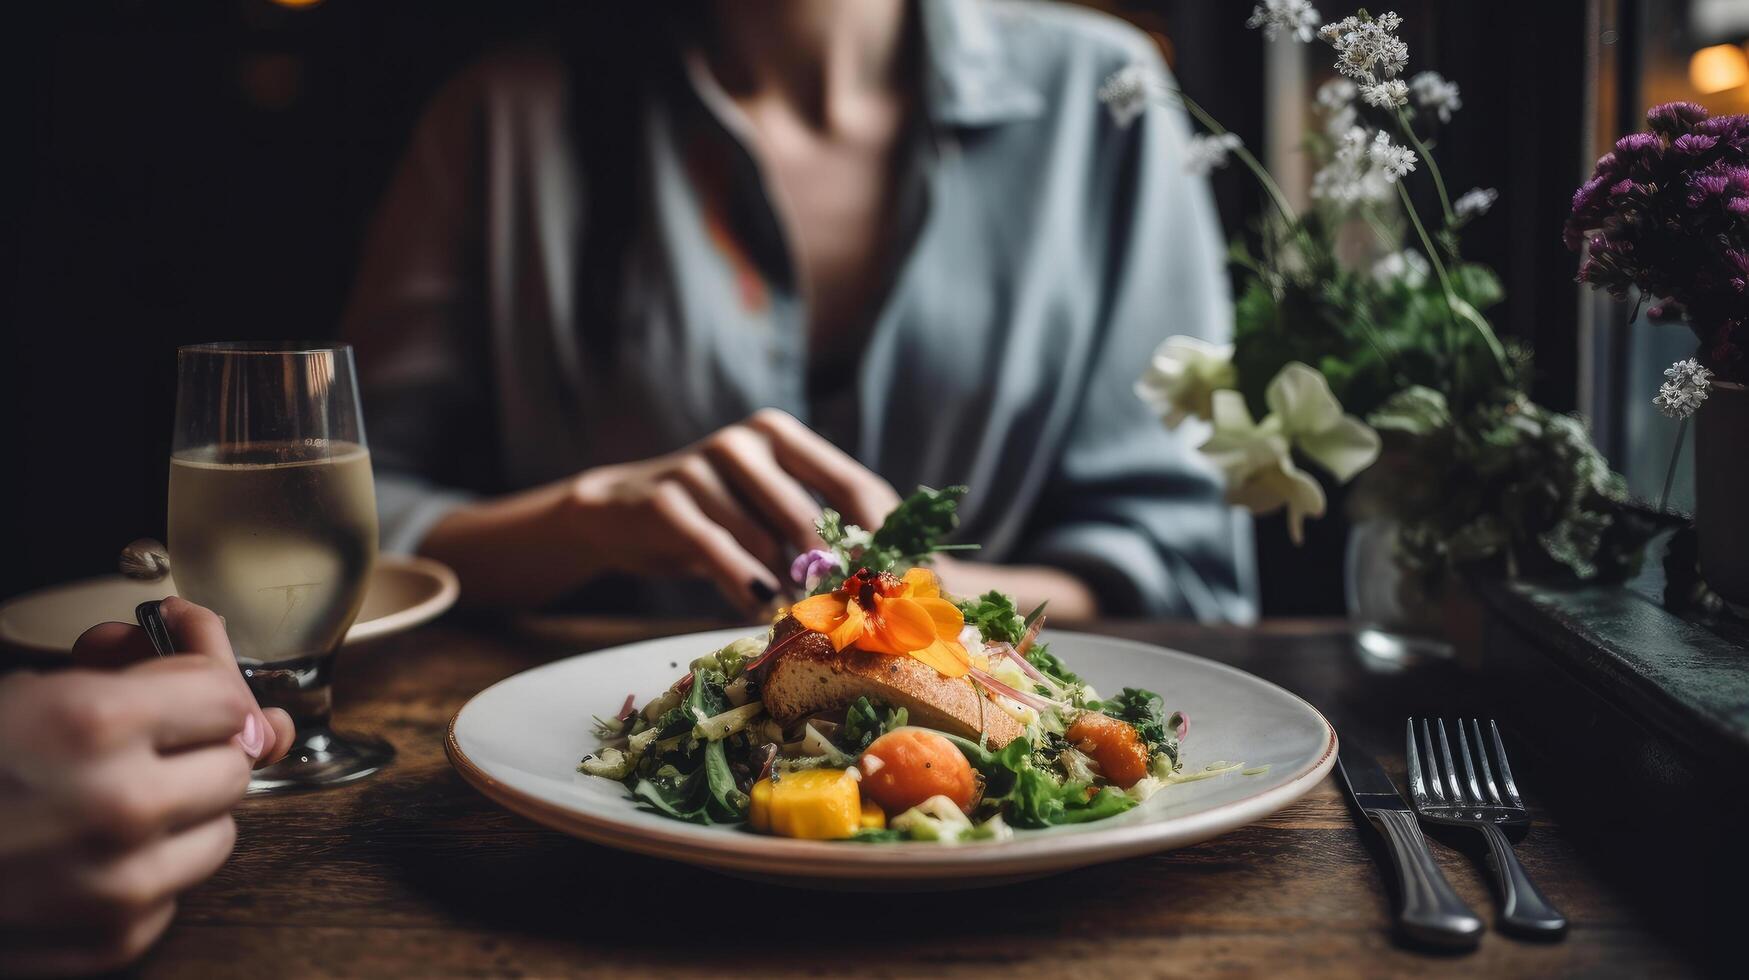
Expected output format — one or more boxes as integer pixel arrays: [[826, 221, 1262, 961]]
[[758, 617, 1025, 748]]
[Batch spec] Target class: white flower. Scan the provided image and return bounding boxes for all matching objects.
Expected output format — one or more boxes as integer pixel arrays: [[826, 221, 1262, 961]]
[[1200, 391, 1327, 545], [1246, 0, 1321, 43], [1183, 132, 1243, 176], [1368, 130, 1417, 182], [1319, 11, 1409, 85], [1360, 78, 1409, 108], [1265, 362, 1382, 484], [1198, 363, 1380, 544], [1311, 127, 1392, 205], [1316, 77, 1357, 112], [1098, 64, 1156, 128], [1654, 358, 1713, 420], [1371, 249, 1431, 287], [1136, 335, 1238, 428], [1454, 186, 1498, 220], [1409, 71, 1462, 122]]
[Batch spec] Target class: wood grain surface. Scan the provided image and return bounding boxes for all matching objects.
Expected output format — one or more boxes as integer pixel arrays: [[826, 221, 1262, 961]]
[[132, 616, 1717, 978]]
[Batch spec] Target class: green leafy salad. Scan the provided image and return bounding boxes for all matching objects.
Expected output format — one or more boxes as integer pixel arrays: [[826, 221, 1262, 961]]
[[580, 488, 1192, 843]]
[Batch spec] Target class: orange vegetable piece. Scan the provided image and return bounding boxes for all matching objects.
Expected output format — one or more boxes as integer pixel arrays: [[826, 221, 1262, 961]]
[[1066, 713, 1151, 789], [859, 728, 978, 815]]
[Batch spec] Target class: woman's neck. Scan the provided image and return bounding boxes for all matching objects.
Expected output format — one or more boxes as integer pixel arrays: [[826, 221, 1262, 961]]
[[702, 0, 912, 131]]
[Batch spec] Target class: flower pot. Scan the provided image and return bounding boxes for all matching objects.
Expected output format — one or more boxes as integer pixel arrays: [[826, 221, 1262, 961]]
[[1694, 380, 1749, 610]]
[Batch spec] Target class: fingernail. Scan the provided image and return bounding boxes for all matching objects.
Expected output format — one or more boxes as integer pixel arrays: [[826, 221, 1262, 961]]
[[238, 713, 264, 758], [749, 579, 777, 604]]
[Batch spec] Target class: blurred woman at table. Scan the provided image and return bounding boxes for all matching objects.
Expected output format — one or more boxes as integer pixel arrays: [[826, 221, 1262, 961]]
[[344, 0, 1253, 622], [0, 598, 293, 975]]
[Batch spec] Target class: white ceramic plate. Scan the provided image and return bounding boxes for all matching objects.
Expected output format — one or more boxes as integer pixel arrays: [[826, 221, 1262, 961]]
[[0, 554, 458, 655], [447, 628, 1337, 887]]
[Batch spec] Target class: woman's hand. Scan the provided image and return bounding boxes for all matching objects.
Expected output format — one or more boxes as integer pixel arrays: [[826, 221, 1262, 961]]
[[0, 597, 293, 976], [420, 409, 902, 614]]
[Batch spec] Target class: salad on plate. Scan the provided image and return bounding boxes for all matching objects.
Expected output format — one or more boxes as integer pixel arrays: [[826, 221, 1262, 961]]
[[580, 487, 1197, 843]]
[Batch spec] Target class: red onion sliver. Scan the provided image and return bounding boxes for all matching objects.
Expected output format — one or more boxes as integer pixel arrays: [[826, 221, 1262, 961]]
[[969, 667, 1067, 712], [616, 694, 637, 722], [995, 642, 1051, 687], [1015, 616, 1045, 656]]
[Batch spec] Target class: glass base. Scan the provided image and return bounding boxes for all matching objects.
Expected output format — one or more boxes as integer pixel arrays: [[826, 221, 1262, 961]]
[[1353, 626, 1454, 672], [247, 725, 394, 795]]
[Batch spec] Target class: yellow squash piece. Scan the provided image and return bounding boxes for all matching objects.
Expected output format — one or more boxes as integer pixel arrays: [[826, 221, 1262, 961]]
[[860, 800, 886, 830], [747, 769, 863, 839]]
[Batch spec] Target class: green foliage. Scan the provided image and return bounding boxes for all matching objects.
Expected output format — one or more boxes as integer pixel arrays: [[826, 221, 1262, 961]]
[[941, 734, 1138, 829], [816, 486, 970, 589], [842, 696, 908, 754], [957, 590, 1027, 646], [864, 485, 969, 571], [630, 739, 748, 825], [1232, 259, 1515, 423], [1367, 387, 1653, 585]]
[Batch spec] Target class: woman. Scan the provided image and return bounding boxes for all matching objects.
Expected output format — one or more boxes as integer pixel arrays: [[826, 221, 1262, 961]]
[[344, 0, 1254, 621]]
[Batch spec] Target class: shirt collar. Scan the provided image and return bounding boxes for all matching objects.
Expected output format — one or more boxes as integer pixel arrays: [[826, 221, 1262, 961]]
[[918, 0, 1044, 126]]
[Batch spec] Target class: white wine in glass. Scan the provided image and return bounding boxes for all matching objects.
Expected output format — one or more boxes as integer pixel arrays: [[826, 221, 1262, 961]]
[[168, 343, 391, 793]]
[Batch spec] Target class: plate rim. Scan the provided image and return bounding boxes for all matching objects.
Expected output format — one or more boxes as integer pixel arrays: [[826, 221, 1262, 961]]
[[446, 628, 1338, 879], [0, 553, 459, 654]]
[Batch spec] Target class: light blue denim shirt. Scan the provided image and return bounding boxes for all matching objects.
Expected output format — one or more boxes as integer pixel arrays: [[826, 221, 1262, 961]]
[[343, 0, 1256, 620]]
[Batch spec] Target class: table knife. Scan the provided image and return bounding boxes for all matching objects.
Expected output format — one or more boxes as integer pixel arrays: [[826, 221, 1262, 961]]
[[1337, 744, 1483, 948]]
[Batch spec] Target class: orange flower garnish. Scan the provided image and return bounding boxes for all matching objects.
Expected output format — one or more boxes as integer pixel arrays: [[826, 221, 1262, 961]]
[[789, 568, 971, 677]]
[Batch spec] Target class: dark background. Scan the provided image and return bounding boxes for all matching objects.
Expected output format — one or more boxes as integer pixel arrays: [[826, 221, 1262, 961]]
[[0, 0, 1588, 613]]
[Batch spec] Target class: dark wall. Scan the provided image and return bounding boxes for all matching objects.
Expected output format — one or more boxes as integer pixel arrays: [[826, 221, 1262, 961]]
[[3, 0, 557, 600], [1, 1, 1575, 616]]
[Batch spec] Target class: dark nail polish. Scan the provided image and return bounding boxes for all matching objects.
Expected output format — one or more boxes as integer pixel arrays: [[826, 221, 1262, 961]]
[[750, 580, 777, 603]]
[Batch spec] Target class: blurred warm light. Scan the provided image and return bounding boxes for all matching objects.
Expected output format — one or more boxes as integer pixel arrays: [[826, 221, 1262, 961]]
[[1689, 44, 1749, 95], [270, 0, 324, 8]]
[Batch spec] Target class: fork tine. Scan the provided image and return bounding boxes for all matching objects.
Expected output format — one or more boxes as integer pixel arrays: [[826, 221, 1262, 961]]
[[1455, 717, 1484, 804], [1405, 718, 1430, 808], [1471, 718, 1502, 804], [1419, 718, 1445, 804], [1489, 720, 1524, 808], [1435, 719, 1466, 804]]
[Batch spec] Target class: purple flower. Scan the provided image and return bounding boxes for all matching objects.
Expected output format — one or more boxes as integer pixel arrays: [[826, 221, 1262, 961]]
[[1647, 101, 1709, 136], [789, 549, 842, 591], [1568, 105, 1749, 380], [1673, 133, 1720, 156]]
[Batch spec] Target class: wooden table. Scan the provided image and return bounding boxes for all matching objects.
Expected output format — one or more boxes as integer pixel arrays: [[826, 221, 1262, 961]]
[[139, 617, 1715, 977]]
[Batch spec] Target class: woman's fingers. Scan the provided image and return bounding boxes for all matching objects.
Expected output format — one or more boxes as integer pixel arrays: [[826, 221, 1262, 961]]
[[121, 664, 254, 753], [666, 455, 783, 570], [81, 813, 237, 918], [151, 744, 253, 831], [648, 481, 781, 614], [700, 424, 827, 554], [155, 596, 234, 668], [257, 708, 296, 768], [746, 408, 900, 528], [155, 596, 272, 760]]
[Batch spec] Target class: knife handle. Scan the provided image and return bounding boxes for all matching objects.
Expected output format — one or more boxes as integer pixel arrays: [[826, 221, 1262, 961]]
[[1367, 809, 1483, 948]]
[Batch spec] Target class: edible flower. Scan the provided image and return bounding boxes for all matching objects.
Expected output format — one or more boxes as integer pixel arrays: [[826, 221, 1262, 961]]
[[789, 548, 843, 592], [789, 568, 970, 678]]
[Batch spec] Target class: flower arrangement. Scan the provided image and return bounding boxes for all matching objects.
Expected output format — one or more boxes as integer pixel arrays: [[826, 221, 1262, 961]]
[[1565, 103, 1748, 381], [1117, 4, 1650, 587], [1565, 102, 1747, 514]]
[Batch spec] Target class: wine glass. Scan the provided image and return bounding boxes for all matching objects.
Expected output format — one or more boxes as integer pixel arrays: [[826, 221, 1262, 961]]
[[168, 342, 391, 793]]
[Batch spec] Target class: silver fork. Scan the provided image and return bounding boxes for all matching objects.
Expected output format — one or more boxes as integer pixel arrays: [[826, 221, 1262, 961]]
[[1407, 718, 1568, 937]]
